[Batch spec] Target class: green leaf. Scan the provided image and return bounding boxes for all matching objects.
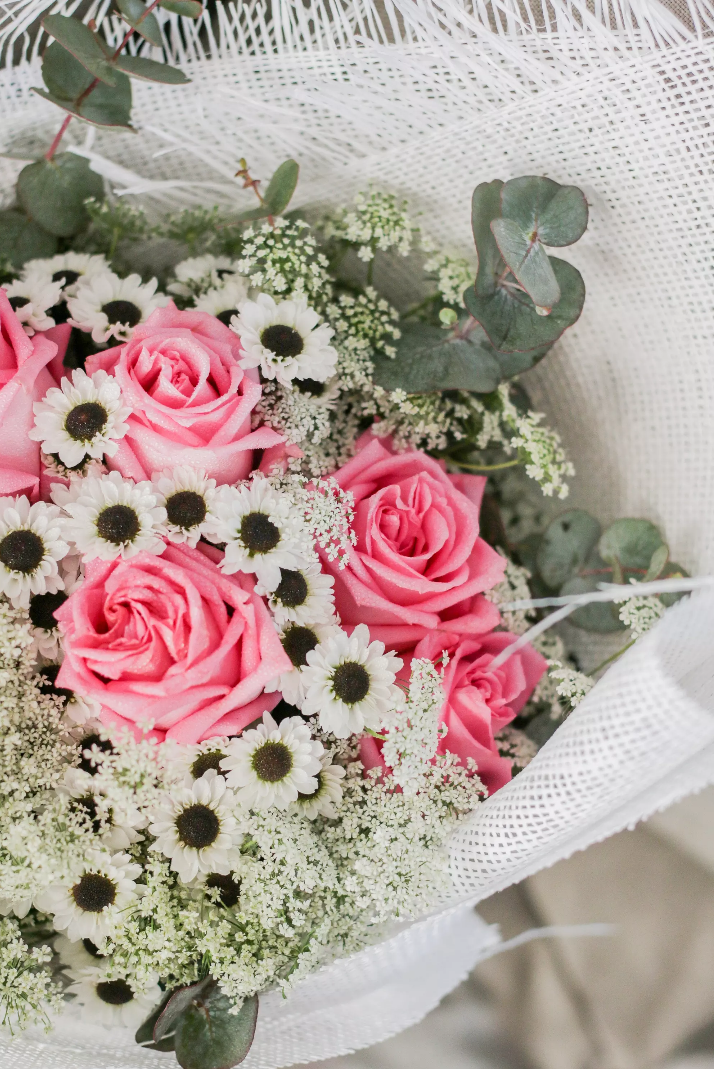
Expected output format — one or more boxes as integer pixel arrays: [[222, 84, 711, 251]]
[[136, 993, 176, 1052], [17, 153, 104, 237], [491, 343, 552, 379], [561, 572, 625, 633], [41, 16, 117, 85], [490, 218, 561, 310], [500, 177, 588, 248], [464, 256, 585, 354], [659, 560, 689, 607], [598, 518, 665, 572], [154, 978, 214, 1043], [115, 55, 190, 84], [644, 542, 669, 582], [262, 159, 299, 216], [471, 179, 504, 296], [36, 45, 132, 128], [230, 205, 272, 223], [159, 0, 203, 16], [0, 209, 58, 267], [372, 322, 501, 394], [116, 0, 163, 46], [536, 510, 601, 590], [174, 989, 258, 1069]]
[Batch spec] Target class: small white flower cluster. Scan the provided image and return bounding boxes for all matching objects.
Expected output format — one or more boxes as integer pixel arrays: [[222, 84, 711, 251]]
[[485, 555, 536, 635], [501, 388, 575, 499], [495, 726, 538, 772], [278, 475, 357, 568], [381, 658, 449, 795], [0, 918, 63, 1031], [547, 659, 595, 710], [236, 219, 330, 299], [421, 245, 475, 308], [617, 594, 666, 639], [325, 288, 401, 388], [326, 190, 414, 263]]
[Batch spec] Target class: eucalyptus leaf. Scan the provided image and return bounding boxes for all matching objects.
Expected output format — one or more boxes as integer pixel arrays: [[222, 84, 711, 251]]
[[136, 993, 176, 1052], [598, 518, 665, 572], [41, 16, 117, 85], [659, 561, 689, 607], [372, 322, 501, 394], [464, 257, 585, 354], [644, 542, 669, 582], [536, 510, 601, 590], [492, 343, 552, 378], [154, 978, 214, 1043], [561, 573, 625, 633], [471, 179, 504, 295], [115, 55, 190, 84], [17, 153, 104, 237], [262, 159, 299, 215], [159, 0, 203, 16], [231, 205, 272, 223], [0, 209, 57, 266], [500, 176, 588, 247], [116, 0, 163, 46], [174, 990, 258, 1069], [490, 218, 560, 310], [35, 44, 132, 128]]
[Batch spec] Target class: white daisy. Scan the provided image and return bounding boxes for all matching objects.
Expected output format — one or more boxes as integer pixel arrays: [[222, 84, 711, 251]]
[[233, 293, 338, 388], [30, 369, 131, 470], [194, 275, 250, 327], [265, 620, 343, 708], [54, 933, 108, 971], [207, 476, 305, 588], [28, 552, 82, 660], [59, 767, 147, 852], [293, 753, 346, 819], [0, 896, 33, 919], [66, 964, 162, 1029], [152, 466, 219, 548], [160, 737, 231, 786], [62, 691, 102, 729], [0, 496, 69, 609], [23, 252, 110, 298], [68, 271, 167, 344], [301, 623, 403, 738], [221, 710, 323, 811], [35, 850, 143, 944], [147, 770, 242, 884], [168, 255, 239, 298], [256, 560, 335, 627], [3, 270, 63, 335], [53, 471, 166, 562]]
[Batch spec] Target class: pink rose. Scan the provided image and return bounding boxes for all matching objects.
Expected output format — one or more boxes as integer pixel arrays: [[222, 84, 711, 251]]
[[86, 304, 283, 484], [323, 436, 506, 649], [0, 292, 66, 499], [55, 542, 292, 744], [361, 630, 546, 794]]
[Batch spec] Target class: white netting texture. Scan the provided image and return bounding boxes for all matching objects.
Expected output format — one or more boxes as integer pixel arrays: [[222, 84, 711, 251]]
[[1, 0, 714, 1064]]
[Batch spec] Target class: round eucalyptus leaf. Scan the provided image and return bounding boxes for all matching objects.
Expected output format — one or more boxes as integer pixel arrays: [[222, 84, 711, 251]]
[[41, 15, 116, 85], [561, 573, 625, 633], [115, 55, 190, 84], [136, 992, 176, 1051], [500, 176, 588, 247], [490, 218, 560, 310], [116, 0, 163, 46], [159, 0, 203, 16], [174, 990, 258, 1069], [471, 179, 504, 295], [17, 153, 104, 237], [0, 210, 57, 266], [536, 510, 601, 590], [262, 159, 299, 215], [598, 518, 665, 571], [38, 44, 132, 129], [492, 342, 552, 378], [372, 323, 502, 394]]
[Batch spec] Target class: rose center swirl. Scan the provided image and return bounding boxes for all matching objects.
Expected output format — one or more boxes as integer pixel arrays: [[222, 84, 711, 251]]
[[175, 804, 220, 849], [101, 300, 142, 327], [205, 872, 241, 908], [65, 402, 108, 442], [252, 740, 294, 782], [260, 324, 304, 359], [72, 873, 117, 913], [0, 530, 45, 574], [96, 980, 134, 1005], [190, 751, 226, 779], [274, 569, 309, 608], [96, 504, 140, 544], [166, 490, 207, 530], [240, 511, 280, 555], [281, 625, 319, 667], [29, 590, 68, 631], [332, 662, 371, 704]]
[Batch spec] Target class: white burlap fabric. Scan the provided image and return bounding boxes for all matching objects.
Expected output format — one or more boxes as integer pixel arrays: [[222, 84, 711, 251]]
[[1, 0, 714, 1064]]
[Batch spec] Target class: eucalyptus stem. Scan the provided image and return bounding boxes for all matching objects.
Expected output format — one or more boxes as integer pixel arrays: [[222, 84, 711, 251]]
[[591, 639, 635, 676], [453, 458, 520, 472]]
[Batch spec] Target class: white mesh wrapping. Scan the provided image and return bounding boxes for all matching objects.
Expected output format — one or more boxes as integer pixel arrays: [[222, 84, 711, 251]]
[[1, 0, 714, 1064]]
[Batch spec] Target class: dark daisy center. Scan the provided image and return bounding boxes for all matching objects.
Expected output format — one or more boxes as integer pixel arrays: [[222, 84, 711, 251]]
[[205, 872, 241, 908], [240, 511, 280, 555], [190, 751, 226, 779], [0, 529, 44, 574], [175, 804, 220, 849], [38, 663, 73, 702], [260, 324, 304, 359], [332, 662, 371, 704], [96, 979, 134, 1005], [65, 402, 108, 442], [295, 378, 325, 397], [8, 296, 29, 311], [52, 269, 80, 286], [72, 873, 117, 913], [166, 490, 207, 530], [82, 938, 104, 957], [216, 308, 238, 327], [29, 589, 68, 631], [78, 734, 114, 776], [101, 300, 142, 328], [281, 625, 319, 668], [252, 740, 293, 782], [96, 504, 140, 544], [274, 569, 308, 608]]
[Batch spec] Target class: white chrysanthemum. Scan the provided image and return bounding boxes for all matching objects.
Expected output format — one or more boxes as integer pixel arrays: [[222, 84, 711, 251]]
[[0, 896, 33, 920], [160, 737, 231, 786], [3, 271, 63, 335], [221, 711, 323, 810], [35, 851, 143, 944], [207, 477, 305, 588], [28, 552, 82, 659], [23, 253, 110, 297], [68, 271, 167, 344], [59, 767, 147, 852], [233, 293, 338, 388], [53, 471, 166, 561], [152, 467, 219, 547], [0, 497, 69, 609], [195, 275, 250, 325], [30, 369, 131, 469], [293, 753, 345, 819], [168, 254, 238, 298], [301, 623, 403, 738], [265, 620, 343, 707], [66, 964, 162, 1029], [62, 691, 102, 728], [54, 933, 108, 972], [256, 560, 335, 627], [148, 770, 241, 884]]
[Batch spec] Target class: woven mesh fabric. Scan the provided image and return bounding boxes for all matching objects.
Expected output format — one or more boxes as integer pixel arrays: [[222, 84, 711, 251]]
[[1, 0, 714, 1063]]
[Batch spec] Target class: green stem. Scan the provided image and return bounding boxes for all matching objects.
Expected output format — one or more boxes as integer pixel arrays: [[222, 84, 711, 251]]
[[401, 292, 439, 320], [591, 639, 635, 676], [363, 727, 387, 741], [452, 458, 520, 472]]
